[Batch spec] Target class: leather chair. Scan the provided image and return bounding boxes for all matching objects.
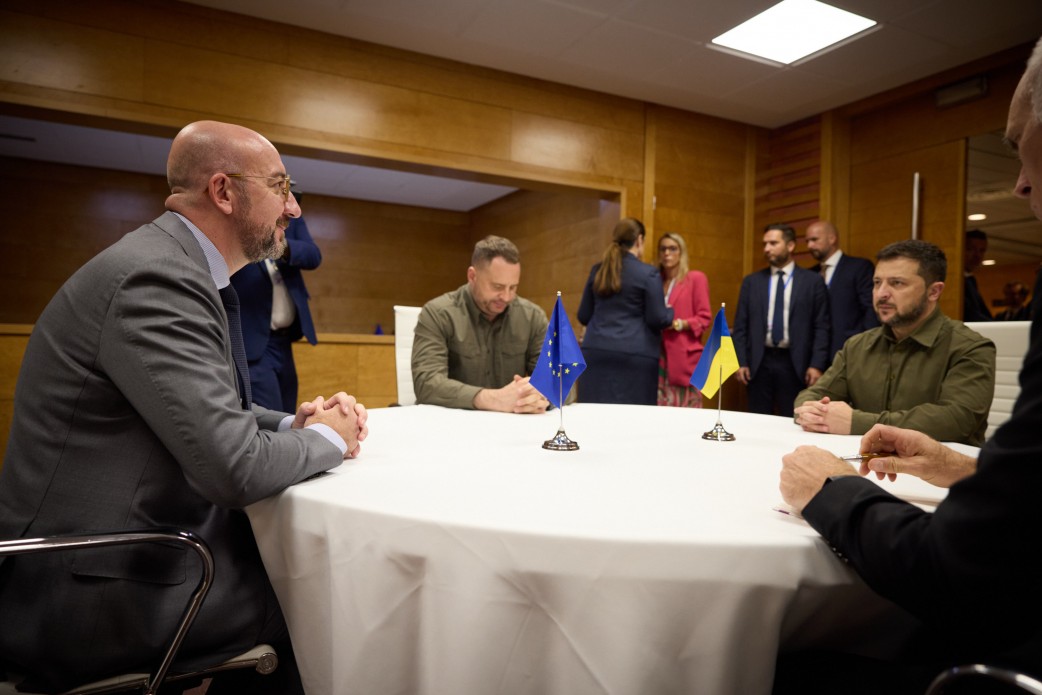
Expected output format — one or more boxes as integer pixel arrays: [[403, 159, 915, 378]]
[[393, 305, 422, 406], [0, 529, 277, 695]]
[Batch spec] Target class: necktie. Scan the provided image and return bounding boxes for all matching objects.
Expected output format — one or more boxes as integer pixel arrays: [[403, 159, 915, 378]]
[[771, 270, 785, 346], [820, 263, 829, 283], [219, 285, 252, 409]]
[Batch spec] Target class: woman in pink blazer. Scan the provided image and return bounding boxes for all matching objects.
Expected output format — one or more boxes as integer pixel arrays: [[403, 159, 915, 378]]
[[657, 233, 712, 407]]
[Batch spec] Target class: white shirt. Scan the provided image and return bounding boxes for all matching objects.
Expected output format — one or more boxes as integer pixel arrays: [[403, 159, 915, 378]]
[[820, 249, 844, 286]]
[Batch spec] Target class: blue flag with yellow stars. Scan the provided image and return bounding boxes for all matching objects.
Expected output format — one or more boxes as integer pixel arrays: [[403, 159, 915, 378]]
[[529, 295, 586, 408]]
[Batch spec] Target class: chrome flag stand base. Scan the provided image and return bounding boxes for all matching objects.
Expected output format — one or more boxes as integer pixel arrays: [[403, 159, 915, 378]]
[[543, 428, 579, 451], [701, 422, 735, 441]]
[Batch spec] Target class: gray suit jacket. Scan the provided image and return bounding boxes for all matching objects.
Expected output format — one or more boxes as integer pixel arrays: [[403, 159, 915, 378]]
[[0, 212, 342, 690]]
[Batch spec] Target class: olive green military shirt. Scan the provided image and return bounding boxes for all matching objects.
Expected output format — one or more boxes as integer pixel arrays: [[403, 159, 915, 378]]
[[794, 308, 996, 446], [411, 285, 549, 409]]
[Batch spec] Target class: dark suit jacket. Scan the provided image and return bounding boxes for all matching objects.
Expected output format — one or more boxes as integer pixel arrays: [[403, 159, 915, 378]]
[[964, 274, 994, 322], [732, 265, 831, 379], [577, 253, 673, 360], [803, 314, 1042, 676], [812, 253, 878, 361], [231, 216, 320, 360], [0, 212, 341, 690]]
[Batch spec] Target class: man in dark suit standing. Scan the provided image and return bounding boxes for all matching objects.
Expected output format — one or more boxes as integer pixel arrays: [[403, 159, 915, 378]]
[[805, 220, 878, 364], [0, 120, 367, 694], [963, 228, 994, 321], [231, 189, 320, 412], [734, 223, 831, 417]]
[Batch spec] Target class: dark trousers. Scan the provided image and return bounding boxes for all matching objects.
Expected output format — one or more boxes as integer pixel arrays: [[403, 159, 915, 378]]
[[578, 348, 658, 405], [747, 348, 803, 417], [202, 581, 303, 695], [248, 332, 299, 413]]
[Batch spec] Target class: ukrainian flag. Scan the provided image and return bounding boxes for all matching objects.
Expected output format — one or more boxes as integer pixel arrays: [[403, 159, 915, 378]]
[[690, 307, 739, 399]]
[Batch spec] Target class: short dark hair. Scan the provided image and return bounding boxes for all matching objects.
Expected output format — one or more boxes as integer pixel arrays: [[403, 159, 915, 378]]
[[764, 223, 796, 244], [966, 229, 988, 242], [471, 235, 520, 267], [876, 240, 947, 285]]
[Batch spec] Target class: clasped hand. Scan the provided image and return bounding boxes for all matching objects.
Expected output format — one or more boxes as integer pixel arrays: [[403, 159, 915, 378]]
[[474, 375, 550, 413], [292, 392, 368, 459], [794, 396, 853, 434]]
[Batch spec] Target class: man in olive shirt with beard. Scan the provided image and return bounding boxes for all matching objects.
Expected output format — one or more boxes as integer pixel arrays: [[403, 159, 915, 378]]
[[793, 239, 995, 446], [412, 235, 554, 413]]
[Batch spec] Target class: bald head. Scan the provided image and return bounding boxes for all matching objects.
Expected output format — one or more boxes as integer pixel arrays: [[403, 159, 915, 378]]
[[806, 220, 839, 262], [1027, 37, 1042, 122], [166, 121, 276, 200], [1008, 38, 1042, 222], [163, 120, 300, 273]]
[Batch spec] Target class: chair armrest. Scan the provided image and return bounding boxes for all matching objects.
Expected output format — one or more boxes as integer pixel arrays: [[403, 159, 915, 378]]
[[0, 528, 213, 695]]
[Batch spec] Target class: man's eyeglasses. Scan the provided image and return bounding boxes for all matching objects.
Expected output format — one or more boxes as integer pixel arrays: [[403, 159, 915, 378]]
[[226, 173, 292, 199]]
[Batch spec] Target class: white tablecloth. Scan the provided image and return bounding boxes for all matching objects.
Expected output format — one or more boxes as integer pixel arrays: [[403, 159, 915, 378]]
[[247, 404, 956, 695]]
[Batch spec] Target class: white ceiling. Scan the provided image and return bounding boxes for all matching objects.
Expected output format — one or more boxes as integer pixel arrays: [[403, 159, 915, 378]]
[[184, 0, 1042, 129], [1, 0, 1041, 249]]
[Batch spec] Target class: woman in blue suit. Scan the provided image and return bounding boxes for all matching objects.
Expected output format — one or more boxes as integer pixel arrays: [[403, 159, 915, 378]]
[[578, 218, 673, 404]]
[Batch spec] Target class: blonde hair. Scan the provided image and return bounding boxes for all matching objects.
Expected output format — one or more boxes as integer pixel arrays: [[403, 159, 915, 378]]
[[593, 218, 645, 296], [657, 232, 689, 280]]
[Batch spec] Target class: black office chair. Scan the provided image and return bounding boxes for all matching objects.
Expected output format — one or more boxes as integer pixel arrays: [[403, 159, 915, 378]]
[[926, 664, 1042, 695], [0, 529, 277, 695]]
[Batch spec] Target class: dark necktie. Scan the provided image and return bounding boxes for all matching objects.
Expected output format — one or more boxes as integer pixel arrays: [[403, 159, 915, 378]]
[[771, 270, 785, 346], [219, 285, 252, 409]]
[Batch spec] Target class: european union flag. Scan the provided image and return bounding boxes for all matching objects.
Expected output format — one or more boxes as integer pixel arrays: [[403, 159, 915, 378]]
[[690, 307, 740, 399], [529, 295, 585, 408]]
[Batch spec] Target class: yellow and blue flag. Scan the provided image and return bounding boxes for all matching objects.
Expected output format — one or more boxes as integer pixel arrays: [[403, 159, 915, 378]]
[[690, 307, 739, 399], [530, 295, 585, 408]]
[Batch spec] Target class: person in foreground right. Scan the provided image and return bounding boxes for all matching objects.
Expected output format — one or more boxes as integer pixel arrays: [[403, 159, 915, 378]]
[[776, 37, 1042, 694]]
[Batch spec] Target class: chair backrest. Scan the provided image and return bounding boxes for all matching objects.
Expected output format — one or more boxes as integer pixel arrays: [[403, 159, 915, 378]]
[[964, 321, 1031, 440], [393, 305, 423, 406]]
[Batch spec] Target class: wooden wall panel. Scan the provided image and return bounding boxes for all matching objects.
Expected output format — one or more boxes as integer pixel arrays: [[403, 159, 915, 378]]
[[847, 62, 1025, 167], [0, 327, 29, 468], [848, 141, 966, 319], [0, 0, 647, 212], [298, 196, 472, 334], [0, 157, 169, 324], [648, 105, 752, 323], [293, 336, 396, 410], [753, 117, 823, 269], [468, 189, 619, 324]]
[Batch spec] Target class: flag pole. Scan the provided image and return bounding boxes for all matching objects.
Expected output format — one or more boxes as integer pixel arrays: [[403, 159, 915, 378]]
[[702, 302, 736, 441], [543, 291, 579, 451]]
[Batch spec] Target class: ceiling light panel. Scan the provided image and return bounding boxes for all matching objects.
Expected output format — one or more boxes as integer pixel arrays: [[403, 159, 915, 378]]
[[712, 0, 877, 65]]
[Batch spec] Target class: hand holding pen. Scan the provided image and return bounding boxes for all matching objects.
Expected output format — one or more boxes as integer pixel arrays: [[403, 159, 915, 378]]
[[856, 424, 978, 488]]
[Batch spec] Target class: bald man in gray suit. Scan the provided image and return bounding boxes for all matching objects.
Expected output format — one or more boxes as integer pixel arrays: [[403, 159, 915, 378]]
[[0, 121, 367, 694]]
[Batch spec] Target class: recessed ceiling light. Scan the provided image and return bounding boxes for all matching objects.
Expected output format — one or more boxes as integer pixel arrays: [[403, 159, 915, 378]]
[[982, 259, 997, 266], [711, 0, 877, 65], [967, 213, 987, 221]]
